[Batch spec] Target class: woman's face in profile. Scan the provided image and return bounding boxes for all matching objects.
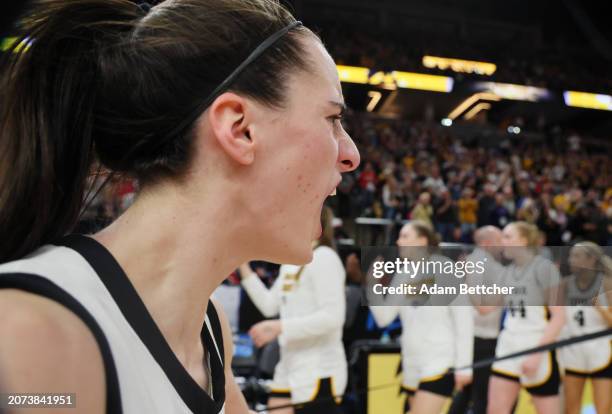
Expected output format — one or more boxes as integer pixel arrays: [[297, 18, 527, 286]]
[[501, 224, 528, 260], [396, 224, 428, 260], [246, 36, 359, 264]]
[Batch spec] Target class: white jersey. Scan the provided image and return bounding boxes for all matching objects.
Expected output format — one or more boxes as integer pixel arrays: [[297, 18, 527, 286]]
[[563, 273, 609, 336], [492, 255, 563, 386], [501, 255, 561, 334], [560, 273, 612, 375], [0, 235, 225, 414], [369, 254, 474, 386], [241, 245, 347, 403]]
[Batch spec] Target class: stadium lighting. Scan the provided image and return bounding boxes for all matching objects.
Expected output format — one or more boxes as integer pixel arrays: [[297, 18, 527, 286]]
[[367, 91, 382, 112], [563, 91, 612, 111], [391, 71, 454, 93], [475, 82, 549, 102], [447, 92, 500, 120], [507, 126, 521, 134], [422, 55, 497, 76], [1, 37, 32, 53], [441, 118, 453, 127], [337, 65, 370, 84], [464, 103, 491, 120], [335, 65, 453, 93]]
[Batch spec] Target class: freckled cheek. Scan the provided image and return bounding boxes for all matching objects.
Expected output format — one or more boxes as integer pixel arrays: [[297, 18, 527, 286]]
[[288, 132, 336, 207]]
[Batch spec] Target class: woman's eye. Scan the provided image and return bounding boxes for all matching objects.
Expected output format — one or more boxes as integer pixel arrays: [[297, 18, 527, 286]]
[[329, 114, 343, 126]]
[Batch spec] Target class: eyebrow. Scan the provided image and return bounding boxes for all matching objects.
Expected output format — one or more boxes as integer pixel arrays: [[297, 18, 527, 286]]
[[329, 100, 347, 114]]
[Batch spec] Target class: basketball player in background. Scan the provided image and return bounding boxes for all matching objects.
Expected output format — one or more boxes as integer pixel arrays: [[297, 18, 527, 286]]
[[488, 222, 565, 414], [238, 207, 347, 414], [560, 241, 612, 414], [370, 221, 473, 414]]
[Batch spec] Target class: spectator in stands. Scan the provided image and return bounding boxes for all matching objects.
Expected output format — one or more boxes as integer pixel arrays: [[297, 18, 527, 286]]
[[490, 193, 513, 228], [411, 192, 433, 227], [434, 188, 459, 242], [458, 188, 479, 243], [477, 184, 497, 227], [423, 165, 446, 194]]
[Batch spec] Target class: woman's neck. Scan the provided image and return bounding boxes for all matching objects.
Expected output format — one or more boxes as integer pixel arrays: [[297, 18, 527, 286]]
[[93, 183, 247, 363], [513, 248, 535, 267], [575, 269, 598, 288]]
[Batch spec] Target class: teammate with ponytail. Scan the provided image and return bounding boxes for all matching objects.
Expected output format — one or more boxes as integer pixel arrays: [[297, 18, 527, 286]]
[[488, 222, 565, 414], [560, 241, 612, 414]]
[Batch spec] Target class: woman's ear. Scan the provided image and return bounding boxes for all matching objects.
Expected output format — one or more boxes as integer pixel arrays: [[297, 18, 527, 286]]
[[207, 92, 255, 165]]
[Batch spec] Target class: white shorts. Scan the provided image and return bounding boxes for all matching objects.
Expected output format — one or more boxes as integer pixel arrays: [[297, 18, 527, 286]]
[[269, 358, 347, 404], [561, 337, 612, 378], [492, 330, 561, 395]]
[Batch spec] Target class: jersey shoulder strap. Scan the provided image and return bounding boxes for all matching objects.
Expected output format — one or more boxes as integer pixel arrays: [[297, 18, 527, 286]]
[[0, 273, 122, 414]]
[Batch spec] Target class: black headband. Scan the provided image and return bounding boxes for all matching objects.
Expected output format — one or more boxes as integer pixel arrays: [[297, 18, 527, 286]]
[[80, 20, 303, 219], [125, 20, 302, 161], [202, 20, 303, 110]]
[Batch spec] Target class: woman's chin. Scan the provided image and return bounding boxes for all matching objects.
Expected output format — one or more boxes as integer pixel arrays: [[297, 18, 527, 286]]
[[262, 240, 313, 265]]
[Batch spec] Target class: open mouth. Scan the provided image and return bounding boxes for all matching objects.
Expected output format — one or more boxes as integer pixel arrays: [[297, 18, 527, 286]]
[[328, 176, 342, 197]]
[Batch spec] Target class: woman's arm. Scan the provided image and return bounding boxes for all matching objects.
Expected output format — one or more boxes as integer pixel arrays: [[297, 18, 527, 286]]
[[0, 290, 105, 414], [450, 306, 474, 378], [594, 278, 612, 326], [211, 299, 254, 414], [239, 263, 281, 318]]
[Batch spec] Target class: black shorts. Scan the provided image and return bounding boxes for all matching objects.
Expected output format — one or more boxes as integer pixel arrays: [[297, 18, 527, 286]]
[[400, 371, 455, 398], [418, 370, 455, 398], [492, 351, 561, 397], [268, 389, 291, 399], [291, 378, 341, 414]]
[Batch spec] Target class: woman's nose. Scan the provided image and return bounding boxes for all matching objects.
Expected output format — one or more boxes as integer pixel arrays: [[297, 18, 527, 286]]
[[338, 133, 360, 172]]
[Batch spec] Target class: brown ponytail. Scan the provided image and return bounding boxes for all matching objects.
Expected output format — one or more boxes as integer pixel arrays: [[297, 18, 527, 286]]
[[0, 0, 142, 262], [0, 0, 313, 262]]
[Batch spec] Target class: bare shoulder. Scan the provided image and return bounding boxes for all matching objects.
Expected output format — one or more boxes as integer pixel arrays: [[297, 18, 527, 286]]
[[0, 289, 106, 413]]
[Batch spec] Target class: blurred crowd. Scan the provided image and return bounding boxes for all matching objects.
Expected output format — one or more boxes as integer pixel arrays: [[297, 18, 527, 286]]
[[80, 114, 611, 248], [334, 112, 612, 246], [324, 27, 612, 93]]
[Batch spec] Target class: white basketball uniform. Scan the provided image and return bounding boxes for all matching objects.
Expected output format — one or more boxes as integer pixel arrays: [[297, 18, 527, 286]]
[[561, 273, 612, 377], [241, 245, 347, 404], [370, 254, 474, 393], [492, 254, 562, 390], [0, 235, 226, 414]]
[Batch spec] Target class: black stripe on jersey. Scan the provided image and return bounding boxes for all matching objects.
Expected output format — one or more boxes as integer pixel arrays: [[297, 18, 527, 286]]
[[206, 301, 225, 368], [0, 273, 123, 414], [57, 234, 225, 414]]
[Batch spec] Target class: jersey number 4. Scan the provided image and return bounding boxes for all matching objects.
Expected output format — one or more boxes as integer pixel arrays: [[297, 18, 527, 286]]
[[573, 310, 585, 327]]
